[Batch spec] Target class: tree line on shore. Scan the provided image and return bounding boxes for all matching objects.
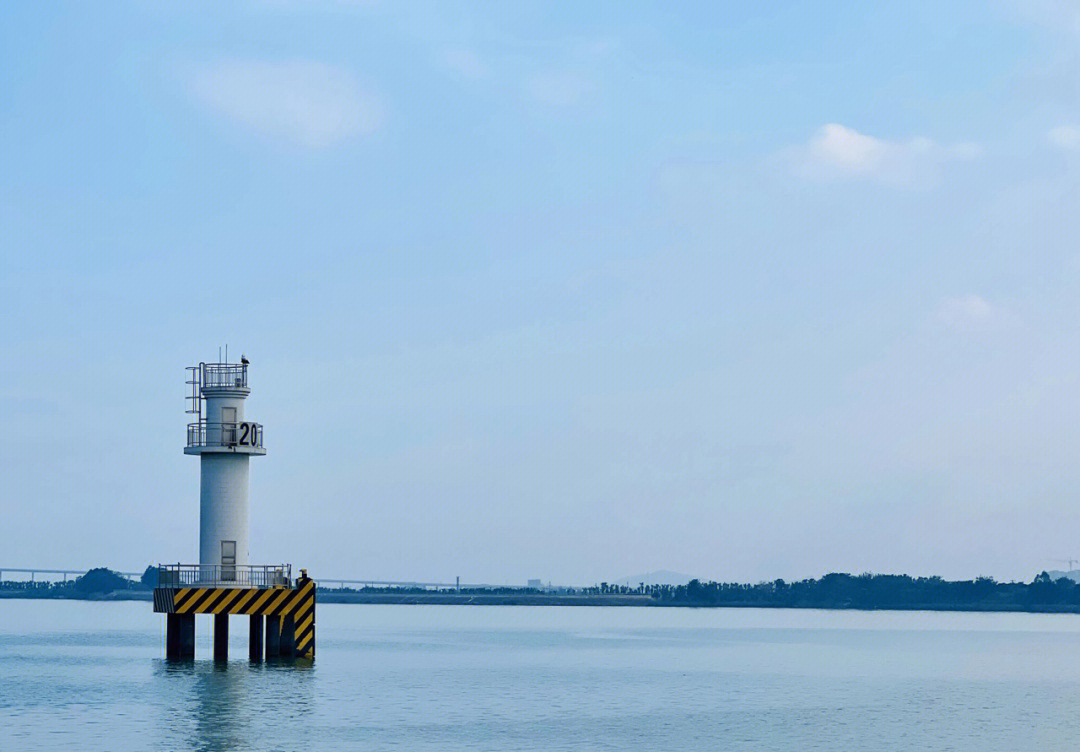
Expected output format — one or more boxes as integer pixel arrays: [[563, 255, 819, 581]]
[[8, 568, 1080, 612], [294, 571, 1080, 611], [643, 572, 1080, 610], [0, 567, 157, 596]]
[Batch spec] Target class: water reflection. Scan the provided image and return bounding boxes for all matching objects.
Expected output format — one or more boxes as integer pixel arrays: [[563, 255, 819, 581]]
[[153, 658, 314, 752]]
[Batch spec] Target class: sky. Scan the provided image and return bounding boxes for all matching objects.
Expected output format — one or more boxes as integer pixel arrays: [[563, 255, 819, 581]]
[[3, 1, 1080, 585]]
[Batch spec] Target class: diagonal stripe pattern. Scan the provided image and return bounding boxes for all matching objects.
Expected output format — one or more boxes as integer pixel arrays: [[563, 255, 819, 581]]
[[154, 580, 316, 658]]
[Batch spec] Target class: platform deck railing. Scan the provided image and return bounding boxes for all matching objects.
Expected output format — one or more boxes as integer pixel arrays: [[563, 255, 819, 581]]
[[186, 422, 264, 449], [157, 564, 291, 589]]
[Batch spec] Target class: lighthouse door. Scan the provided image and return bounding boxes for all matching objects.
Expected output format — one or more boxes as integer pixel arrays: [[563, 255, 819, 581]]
[[221, 540, 236, 582], [221, 407, 237, 445]]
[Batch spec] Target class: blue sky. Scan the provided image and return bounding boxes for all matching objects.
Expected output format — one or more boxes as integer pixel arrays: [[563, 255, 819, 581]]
[[3, 1, 1080, 584]]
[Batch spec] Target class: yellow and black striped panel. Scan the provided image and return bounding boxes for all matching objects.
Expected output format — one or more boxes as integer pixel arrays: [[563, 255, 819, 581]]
[[153, 588, 173, 612], [154, 580, 316, 618], [292, 580, 316, 659]]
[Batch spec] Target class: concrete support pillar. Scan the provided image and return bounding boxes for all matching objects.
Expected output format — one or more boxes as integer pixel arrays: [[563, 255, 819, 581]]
[[166, 614, 180, 659], [167, 613, 196, 660], [266, 615, 281, 658], [280, 614, 295, 658], [214, 613, 228, 661], [249, 615, 263, 662], [169, 613, 195, 660]]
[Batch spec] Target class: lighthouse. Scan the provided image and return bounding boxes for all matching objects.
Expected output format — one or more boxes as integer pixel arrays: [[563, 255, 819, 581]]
[[154, 354, 315, 662], [184, 357, 266, 577]]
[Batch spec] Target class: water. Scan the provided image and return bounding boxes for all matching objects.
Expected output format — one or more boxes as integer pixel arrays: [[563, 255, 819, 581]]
[[4, 601, 1080, 750]]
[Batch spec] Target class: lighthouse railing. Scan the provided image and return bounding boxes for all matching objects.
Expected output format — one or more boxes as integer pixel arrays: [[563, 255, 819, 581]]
[[201, 363, 248, 389], [157, 564, 292, 589], [187, 422, 264, 449]]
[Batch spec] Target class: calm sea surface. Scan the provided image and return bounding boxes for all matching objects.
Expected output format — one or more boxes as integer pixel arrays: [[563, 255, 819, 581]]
[[4, 601, 1080, 751]]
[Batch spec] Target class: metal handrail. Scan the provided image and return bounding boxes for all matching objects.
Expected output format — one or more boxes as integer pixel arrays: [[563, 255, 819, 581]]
[[157, 564, 291, 589], [201, 363, 248, 389], [187, 422, 264, 449]]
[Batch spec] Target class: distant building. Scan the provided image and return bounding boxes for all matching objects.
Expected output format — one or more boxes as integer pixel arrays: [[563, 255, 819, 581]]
[[527, 579, 543, 589]]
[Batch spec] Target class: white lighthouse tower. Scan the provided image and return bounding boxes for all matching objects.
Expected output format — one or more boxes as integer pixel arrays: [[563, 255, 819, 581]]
[[184, 356, 265, 577]]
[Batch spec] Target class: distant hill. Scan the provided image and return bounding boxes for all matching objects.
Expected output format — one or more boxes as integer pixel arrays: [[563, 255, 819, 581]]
[[1045, 570, 1080, 583], [614, 570, 696, 587]]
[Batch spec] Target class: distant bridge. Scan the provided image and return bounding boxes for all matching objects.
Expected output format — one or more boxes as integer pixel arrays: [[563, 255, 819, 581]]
[[0, 567, 143, 582], [312, 577, 518, 590], [0, 568, 545, 591]]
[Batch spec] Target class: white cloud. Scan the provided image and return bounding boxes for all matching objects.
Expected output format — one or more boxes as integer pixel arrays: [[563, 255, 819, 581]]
[[529, 72, 596, 107], [935, 294, 998, 332], [1049, 125, 1080, 150], [1006, 0, 1080, 37], [788, 123, 980, 188], [189, 59, 384, 148], [442, 48, 488, 79]]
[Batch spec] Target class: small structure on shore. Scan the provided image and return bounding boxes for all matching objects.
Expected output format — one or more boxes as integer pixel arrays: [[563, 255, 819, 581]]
[[153, 355, 315, 661]]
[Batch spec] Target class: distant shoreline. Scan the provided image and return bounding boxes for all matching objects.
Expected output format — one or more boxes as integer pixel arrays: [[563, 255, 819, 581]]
[[0, 591, 153, 602], [318, 592, 653, 606], [315, 592, 1080, 612], [7, 589, 1080, 613]]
